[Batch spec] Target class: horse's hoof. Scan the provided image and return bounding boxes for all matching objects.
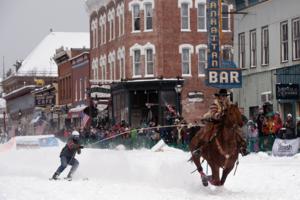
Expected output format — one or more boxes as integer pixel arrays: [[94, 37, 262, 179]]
[[201, 175, 208, 187], [208, 178, 221, 186]]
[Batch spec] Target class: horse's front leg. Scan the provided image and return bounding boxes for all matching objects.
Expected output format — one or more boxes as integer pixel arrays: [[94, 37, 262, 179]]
[[220, 163, 235, 185], [190, 140, 208, 186], [209, 165, 221, 186]]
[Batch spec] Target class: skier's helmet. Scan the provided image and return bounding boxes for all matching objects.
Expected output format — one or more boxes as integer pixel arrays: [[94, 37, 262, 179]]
[[71, 131, 80, 141]]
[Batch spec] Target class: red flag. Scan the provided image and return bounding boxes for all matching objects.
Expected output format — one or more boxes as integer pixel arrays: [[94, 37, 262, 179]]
[[81, 114, 90, 128]]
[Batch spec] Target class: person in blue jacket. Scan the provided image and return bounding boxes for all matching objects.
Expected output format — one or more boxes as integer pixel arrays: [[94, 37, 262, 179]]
[[51, 130, 84, 180]]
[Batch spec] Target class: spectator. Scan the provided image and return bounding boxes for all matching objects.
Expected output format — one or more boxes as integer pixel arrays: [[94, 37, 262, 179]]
[[247, 120, 258, 152], [284, 113, 295, 139], [273, 112, 283, 136], [256, 107, 265, 151]]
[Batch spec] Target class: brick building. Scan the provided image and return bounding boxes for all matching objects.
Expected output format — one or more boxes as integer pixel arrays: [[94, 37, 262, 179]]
[[85, 0, 234, 127], [54, 48, 90, 129]]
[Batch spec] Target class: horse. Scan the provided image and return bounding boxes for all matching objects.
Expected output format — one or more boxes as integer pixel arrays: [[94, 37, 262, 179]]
[[189, 103, 244, 186]]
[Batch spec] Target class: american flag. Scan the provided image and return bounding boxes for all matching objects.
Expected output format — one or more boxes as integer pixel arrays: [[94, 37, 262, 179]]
[[81, 113, 90, 128]]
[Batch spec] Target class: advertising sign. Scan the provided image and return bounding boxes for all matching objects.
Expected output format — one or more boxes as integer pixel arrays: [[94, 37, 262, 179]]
[[206, 0, 242, 88], [276, 83, 299, 99]]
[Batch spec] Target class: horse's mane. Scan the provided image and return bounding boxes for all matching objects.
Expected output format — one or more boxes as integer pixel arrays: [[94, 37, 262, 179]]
[[223, 103, 243, 128]]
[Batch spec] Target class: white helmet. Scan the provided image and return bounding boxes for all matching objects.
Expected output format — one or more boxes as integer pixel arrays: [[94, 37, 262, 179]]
[[71, 131, 80, 140]]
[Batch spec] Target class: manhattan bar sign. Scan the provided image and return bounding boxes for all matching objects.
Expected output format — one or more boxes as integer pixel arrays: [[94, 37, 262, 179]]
[[206, 0, 242, 88], [207, 0, 220, 68]]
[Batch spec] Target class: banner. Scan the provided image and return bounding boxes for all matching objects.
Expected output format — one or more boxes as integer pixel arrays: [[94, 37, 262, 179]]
[[272, 138, 300, 157], [206, 0, 242, 88]]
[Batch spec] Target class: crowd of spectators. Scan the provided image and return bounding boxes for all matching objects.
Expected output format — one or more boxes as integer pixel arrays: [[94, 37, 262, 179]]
[[245, 102, 299, 152], [58, 117, 201, 150]]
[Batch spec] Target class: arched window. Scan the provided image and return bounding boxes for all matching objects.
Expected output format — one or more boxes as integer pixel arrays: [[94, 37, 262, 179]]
[[130, 44, 143, 77]]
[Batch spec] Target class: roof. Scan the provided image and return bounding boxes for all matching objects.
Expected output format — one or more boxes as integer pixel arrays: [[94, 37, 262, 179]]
[[3, 85, 37, 100], [17, 32, 90, 77]]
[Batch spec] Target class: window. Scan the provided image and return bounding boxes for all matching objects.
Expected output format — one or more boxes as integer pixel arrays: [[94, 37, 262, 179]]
[[91, 20, 96, 48], [84, 77, 87, 99], [75, 80, 78, 101], [261, 26, 269, 65], [100, 55, 107, 82], [108, 10, 115, 41], [181, 3, 190, 30], [250, 30, 257, 67], [120, 57, 125, 79], [222, 45, 233, 62], [197, 3, 206, 31], [145, 49, 154, 76], [101, 62, 105, 82], [179, 44, 193, 76], [103, 15, 106, 44], [292, 18, 300, 60], [222, 4, 229, 31], [280, 21, 288, 62], [117, 3, 125, 36], [79, 78, 82, 101], [133, 4, 140, 31], [239, 33, 245, 68], [182, 48, 190, 75], [109, 61, 113, 81], [145, 3, 153, 31], [198, 47, 207, 75], [103, 61, 107, 82], [133, 50, 141, 76], [118, 47, 126, 80]]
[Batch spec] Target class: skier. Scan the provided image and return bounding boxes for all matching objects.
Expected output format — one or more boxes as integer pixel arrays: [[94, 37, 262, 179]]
[[51, 130, 84, 180]]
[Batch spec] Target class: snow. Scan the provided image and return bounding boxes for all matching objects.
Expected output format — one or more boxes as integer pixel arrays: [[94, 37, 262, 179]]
[[1, 140, 300, 200], [17, 32, 89, 77]]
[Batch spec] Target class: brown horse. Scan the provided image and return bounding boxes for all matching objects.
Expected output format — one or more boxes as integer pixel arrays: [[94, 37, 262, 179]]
[[189, 103, 244, 186]]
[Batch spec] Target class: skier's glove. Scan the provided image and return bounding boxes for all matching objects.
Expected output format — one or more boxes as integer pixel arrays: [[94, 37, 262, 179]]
[[79, 145, 84, 149]]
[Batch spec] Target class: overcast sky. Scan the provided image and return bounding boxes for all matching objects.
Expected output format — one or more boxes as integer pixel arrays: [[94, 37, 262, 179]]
[[0, 0, 89, 78]]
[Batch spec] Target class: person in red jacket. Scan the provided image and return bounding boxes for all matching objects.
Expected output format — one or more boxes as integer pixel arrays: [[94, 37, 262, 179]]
[[51, 130, 84, 180]]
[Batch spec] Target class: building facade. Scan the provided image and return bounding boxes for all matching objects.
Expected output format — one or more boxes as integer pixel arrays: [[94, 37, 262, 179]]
[[86, 0, 234, 127], [54, 48, 91, 129], [233, 0, 300, 122]]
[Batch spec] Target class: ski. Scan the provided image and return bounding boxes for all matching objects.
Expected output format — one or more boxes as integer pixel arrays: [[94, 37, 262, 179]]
[[49, 177, 89, 181]]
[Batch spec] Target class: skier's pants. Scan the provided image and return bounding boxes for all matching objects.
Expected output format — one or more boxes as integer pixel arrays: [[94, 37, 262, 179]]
[[55, 156, 79, 175]]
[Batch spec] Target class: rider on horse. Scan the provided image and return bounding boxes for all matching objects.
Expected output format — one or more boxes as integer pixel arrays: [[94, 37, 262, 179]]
[[201, 88, 249, 156]]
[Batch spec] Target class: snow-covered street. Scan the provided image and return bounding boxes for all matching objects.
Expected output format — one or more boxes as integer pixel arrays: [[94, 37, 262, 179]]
[[1, 140, 300, 200]]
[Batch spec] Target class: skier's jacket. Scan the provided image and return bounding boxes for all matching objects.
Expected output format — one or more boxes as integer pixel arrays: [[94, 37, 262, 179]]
[[60, 138, 82, 158]]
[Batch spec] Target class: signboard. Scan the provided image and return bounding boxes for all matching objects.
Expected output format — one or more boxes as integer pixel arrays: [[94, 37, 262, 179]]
[[207, 67, 242, 88], [276, 83, 299, 99], [90, 85, 111, 99], [188, 91, 204, 102], [206, 0, 242, 88], [207, 0, 220, 69], [35, 94, 55, 106], [272, 138, 300, 157]]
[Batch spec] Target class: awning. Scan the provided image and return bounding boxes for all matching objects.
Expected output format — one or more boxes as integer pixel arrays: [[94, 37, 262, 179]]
[[68, 105, 88, 118], [97, 104, 108, 112]]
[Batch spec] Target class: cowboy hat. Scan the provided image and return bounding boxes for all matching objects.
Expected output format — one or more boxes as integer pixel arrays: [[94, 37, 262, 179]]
[[214, 89, 229, 97]]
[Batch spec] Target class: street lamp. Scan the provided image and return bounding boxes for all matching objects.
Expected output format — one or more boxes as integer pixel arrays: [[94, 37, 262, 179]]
[[18, 110, 22, 121], [50, 104, 54, 128], [175, 84, 182, 117]]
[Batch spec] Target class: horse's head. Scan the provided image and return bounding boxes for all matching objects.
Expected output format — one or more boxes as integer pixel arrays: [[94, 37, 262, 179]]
[[224, 103, 243, 128]]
